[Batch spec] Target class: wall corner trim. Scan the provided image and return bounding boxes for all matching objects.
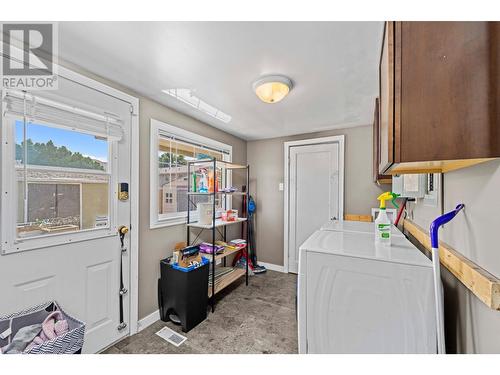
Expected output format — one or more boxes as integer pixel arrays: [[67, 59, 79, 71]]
[[258, 262, 286, 273], [137, 310, 160, 332]]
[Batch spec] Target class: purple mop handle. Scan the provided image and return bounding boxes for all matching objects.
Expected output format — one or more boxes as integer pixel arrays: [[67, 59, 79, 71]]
[[430, 204, 465, 248]]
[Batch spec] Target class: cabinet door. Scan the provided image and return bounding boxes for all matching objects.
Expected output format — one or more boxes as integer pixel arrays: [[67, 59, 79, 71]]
[[378, 22, 395, 173], [399, 22, 500, 162], [373, 98, 392, 184]]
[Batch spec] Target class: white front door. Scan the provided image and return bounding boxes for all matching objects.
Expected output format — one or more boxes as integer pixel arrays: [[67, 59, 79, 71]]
[[287, 141, 342, 273], [0, 73, 134, 353]]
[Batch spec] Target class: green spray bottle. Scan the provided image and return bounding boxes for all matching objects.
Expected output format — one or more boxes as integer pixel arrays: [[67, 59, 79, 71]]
[[192, 172, 197, 192], [375, 192, 400, 246]]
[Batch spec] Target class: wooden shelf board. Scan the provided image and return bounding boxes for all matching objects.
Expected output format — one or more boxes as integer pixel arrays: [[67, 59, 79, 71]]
[[344, 214, 373, 222], [208, 268, 246, 297], [403, 218, 500, 310], [376, 178, 393, 185], [187, 217, 247, 229], [387, 158, 495, 175], [203, 245, 245, 262]]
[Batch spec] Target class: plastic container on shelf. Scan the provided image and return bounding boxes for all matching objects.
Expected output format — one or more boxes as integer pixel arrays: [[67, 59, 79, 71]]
[[198, 203, 213, 225], [171, 256, 209, 272]]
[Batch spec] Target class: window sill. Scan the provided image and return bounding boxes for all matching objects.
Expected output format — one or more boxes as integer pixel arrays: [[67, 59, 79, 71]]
[[150, 217, 187, 229], [2, 228, 116, 255], [149, 213, 226, 230]]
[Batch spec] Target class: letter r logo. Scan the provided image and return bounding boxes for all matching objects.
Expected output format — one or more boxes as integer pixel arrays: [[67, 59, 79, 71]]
[[2, 23, 53, 76]]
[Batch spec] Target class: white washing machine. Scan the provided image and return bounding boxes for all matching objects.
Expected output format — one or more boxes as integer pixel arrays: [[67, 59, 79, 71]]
[[320, 219, 404, 237], [297, 229, 436, 353]]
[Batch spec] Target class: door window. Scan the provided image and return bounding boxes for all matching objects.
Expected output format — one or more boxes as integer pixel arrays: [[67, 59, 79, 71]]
[[15, 121, 110, 240], [1, 90, 123, 254]]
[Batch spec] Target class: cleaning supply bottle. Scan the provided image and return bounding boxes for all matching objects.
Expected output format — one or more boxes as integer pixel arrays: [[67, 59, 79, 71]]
[[199, 169, 208, 193], [215, 169, 218, 192], [375, 192, 396, 246], [192, 172, 197, 192], [208, 170, 214, 193]]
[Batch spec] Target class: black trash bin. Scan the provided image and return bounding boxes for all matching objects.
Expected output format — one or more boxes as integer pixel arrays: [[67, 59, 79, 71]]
[[158, 258, 209, 332]]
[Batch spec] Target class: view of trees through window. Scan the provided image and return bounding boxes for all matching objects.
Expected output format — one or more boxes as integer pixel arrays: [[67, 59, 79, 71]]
[[16, 139, 105, 171], [159, 152, 186, 167]]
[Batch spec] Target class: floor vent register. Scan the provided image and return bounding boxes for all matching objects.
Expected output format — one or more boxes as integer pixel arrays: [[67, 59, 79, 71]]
[[155, 326, 187, 347]]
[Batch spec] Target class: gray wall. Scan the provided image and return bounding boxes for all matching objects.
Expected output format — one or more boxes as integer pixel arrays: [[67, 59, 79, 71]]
[[247, 125, 388, 266], [409, 159, 500, 353], [60, 60, 247, 319]]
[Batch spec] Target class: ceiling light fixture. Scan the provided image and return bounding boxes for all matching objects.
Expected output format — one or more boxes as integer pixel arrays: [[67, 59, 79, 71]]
[[253, 75, 293, 104]]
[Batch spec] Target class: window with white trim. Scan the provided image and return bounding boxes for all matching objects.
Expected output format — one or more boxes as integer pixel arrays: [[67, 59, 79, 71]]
[[1, 90, 123, 254], [150, 119, 232, 228]]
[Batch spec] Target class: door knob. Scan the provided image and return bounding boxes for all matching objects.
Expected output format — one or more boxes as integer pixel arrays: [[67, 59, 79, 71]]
[[118, 226, 129, 249], [118, 226, 129, 235]]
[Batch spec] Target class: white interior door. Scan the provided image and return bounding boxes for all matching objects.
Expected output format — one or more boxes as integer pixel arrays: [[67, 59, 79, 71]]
[[287, 141, 342, 273], [0, 74, 133, 353]]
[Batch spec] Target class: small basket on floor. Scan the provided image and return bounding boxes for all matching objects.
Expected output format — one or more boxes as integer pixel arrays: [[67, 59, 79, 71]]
[[0, 301, 85, 354]]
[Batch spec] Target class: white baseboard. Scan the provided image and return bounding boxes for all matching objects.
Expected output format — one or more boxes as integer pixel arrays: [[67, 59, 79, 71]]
[[137, 309, 160, 332], [258, 262, 285, 273]]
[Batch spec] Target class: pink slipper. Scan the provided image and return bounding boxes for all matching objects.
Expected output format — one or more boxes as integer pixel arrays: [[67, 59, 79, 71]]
[[42, 318, 57, 340], [41, 311, 64, 339], [24, 311, 69, 352], [54, 320, 69, 336]]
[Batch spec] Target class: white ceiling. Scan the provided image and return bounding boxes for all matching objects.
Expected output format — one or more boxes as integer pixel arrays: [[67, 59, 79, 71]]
[[58, 22, 383, 140]]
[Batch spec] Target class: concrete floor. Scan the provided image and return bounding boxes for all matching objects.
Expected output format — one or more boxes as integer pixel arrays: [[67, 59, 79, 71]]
[[103, 270, 298, 354]]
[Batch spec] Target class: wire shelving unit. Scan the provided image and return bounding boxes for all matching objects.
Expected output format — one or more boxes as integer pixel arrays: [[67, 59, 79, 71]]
[[186, 158, 250, 312]]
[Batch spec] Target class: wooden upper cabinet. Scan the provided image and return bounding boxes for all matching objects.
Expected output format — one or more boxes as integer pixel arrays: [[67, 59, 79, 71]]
[[379, 21, 500, 174], [378, 22, 394, 175], [373, 98, 392, 184]]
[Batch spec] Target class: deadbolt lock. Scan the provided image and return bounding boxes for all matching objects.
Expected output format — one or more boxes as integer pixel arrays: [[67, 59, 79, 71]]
[[118, 182, 129, 201]]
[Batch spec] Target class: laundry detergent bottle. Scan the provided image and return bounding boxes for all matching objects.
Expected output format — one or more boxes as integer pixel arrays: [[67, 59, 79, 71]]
[[198, 169, 208, 193], [375, 192, 394, 246]]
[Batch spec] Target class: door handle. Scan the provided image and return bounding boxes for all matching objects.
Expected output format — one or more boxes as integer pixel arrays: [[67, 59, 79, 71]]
[[118, 226, 129, 235], [118, 226, 128, 251]]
